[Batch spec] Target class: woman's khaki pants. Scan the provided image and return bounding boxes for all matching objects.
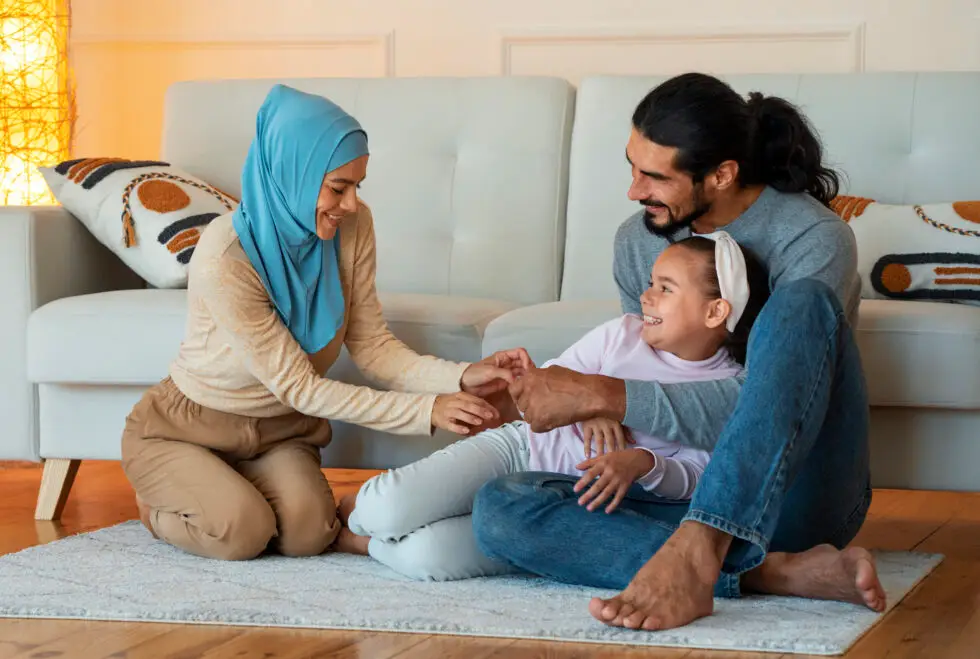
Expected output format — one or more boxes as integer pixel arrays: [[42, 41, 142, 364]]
[[121, 377, 339, 560]]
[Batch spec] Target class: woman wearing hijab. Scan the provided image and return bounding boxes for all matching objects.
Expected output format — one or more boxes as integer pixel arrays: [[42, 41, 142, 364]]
[[120, 84, 523, 561]]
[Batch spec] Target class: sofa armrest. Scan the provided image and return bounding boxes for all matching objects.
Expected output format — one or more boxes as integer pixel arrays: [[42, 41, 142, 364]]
[[0, 205, 143, 460]]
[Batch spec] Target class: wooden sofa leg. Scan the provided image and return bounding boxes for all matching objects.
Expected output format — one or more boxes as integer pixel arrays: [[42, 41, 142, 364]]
[[34, 459, 81, 521]]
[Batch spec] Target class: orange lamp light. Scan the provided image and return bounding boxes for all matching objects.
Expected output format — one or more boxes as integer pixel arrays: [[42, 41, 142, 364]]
[[0, 0, 73, 205]]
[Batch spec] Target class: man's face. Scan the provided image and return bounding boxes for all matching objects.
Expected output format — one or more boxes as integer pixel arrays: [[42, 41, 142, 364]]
[[625, 128, 711, 239]]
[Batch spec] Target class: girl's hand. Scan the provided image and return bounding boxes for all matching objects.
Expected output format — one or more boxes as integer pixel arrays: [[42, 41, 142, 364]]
[[573, 449, 656, 514], [432, 392, 499, 435], [580, 417, 634, 457], [460, 348, 534, 398]]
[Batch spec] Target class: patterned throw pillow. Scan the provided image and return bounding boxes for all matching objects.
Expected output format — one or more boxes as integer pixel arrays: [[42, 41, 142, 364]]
[[40, 158, 239, 288], [831, 196, 980, 305]]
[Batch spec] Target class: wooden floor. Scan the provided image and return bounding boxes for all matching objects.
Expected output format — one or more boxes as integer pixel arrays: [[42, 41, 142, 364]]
[[1, 462, 978, 659]]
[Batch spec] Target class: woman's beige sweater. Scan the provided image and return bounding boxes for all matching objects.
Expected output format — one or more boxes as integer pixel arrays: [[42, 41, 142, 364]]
[[168, 204, 468, 436]]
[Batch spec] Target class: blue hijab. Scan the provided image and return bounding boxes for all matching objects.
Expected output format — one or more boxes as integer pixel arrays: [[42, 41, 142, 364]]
[[233, 84, 368, 354]]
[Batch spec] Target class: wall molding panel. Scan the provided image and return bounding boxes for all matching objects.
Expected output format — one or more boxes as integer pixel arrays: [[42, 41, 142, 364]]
[[500, 24, 866, 81]]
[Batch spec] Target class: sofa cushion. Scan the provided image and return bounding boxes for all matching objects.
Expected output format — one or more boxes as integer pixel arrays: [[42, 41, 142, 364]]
[[28, 290, 517, 385], [483, 298, 980, 410], [40, 159, 238, 289], [856, 299, 980, 408], [831, 196, 980, 305], [28, 290, 188, 385]]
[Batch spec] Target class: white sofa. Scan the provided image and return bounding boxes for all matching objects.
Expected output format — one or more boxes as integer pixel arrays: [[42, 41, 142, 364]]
[[4, 72, 979, 521]]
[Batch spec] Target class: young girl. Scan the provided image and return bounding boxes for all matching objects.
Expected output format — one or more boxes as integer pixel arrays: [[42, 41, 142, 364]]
[[335, 231, 770, 581]]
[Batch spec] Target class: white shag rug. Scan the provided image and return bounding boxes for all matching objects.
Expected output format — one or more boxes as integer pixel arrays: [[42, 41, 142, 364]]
[[0, 522, 941, 655]]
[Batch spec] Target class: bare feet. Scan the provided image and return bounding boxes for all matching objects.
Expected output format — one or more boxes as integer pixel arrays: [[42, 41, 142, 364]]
[[332, 527, 370, 555], [589, 521, 731, 630], [743, 544, 886, 612], [135, 496, 158, 539]]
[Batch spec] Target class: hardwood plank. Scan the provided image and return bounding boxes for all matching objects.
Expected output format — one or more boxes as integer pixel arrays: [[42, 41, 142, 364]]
[[0, 619, 93, 659], [497, 640, 692, 658], [914, 491, 980, 559], [0, 462, 38, 471], [944, 598, 980, 659], [3, 619, 171, 659], [194, 628, 423, 659], [300, 631, 428, 658], [104, 623, 246, 659], [392, 635, 517, 658], [848, 489, 957, 551]]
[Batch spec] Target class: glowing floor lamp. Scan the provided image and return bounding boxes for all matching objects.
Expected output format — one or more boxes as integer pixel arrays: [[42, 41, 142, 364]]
[[0, 0, 73, 205]]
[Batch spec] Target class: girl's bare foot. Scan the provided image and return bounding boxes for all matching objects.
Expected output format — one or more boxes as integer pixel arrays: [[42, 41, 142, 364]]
[[332, 527, 370, 555]]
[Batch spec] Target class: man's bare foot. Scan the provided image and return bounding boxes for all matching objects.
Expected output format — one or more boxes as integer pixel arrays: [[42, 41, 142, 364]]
[[332, 527, 370, 555], [588, 521, 731, 630], [135, 496, 158, 539], [743, 544, 886, 612], [338, 494, 356, 527]]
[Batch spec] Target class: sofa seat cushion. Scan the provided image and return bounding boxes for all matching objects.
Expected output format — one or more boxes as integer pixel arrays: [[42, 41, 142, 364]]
[[483, 298, 980, 410], [856, 299, 980, 408], [28, 290, 189, 384], [28, 290, 518, 385]]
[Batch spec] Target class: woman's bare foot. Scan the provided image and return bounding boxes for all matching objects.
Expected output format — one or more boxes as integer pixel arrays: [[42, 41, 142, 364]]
[[338, 494, 357, 526], [743, 544, 886, 612], [135, 496, 158, 539], [332, 527, 370, 555], [588, 521, 729, 630]]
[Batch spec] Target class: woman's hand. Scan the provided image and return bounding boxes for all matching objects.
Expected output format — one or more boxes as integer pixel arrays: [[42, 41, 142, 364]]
[[581, 417, 634, 457], [432, 392, 500, 435], [460, 348, 534, 398], [573, 449, 657, 514]]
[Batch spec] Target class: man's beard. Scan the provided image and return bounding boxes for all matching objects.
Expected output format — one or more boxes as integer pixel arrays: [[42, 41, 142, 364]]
[[642, 202, 711, 241]]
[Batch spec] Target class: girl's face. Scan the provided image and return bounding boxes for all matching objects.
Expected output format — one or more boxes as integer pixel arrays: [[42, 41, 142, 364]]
[[315, 155, 369, 240], [639, 244, 731, 360]]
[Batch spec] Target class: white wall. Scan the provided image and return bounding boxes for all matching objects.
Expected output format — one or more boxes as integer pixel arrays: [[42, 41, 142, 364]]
[[69, 0, 980, 159]]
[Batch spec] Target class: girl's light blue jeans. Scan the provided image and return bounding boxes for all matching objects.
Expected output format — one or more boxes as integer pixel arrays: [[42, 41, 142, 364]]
[[347, 422, 531, 581]]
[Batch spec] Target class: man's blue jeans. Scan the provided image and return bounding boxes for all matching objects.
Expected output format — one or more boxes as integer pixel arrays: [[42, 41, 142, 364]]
[[471, 279, 872, 598]]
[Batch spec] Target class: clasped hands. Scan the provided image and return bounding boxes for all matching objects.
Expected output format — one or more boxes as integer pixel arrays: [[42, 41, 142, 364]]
[[432, 349, 650, 514]]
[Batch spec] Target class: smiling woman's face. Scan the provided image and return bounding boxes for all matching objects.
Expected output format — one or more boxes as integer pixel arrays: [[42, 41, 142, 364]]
[[315, 155, 369, 240]]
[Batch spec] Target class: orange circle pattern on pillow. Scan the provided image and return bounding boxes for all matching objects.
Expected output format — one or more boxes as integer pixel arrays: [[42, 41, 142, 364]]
[[880, 263, 912, 293], [137, 179, 191, 213], [953, 201, 980, 225]]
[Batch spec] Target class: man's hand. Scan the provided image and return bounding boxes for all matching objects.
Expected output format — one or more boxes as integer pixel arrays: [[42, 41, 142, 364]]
[[573, 449, 657, 514], [509, 366, 627, 432], [460, 348, 533, 398], [581, 417, 635, 457]]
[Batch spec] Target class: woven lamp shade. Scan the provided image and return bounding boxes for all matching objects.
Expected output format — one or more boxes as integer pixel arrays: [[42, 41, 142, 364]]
[[0, 0, 73, 205]]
